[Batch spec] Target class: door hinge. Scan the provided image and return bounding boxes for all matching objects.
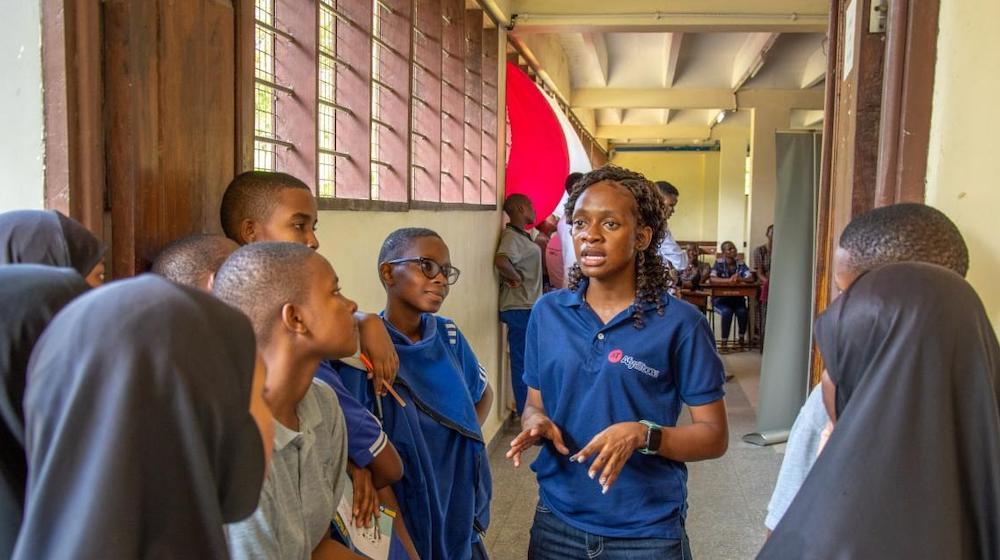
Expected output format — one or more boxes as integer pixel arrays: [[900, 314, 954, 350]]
[[870, 0, 888, 33]]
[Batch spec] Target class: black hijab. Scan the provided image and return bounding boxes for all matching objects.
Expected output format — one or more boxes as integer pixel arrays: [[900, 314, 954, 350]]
[[0, 266, 89, 559], [13, 275, 265, 559], [759, 263, 1000, 559], [0, 209, 106, 276]]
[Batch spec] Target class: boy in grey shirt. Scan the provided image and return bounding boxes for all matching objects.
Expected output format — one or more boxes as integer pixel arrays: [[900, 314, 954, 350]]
[[214, 243, 365, 559], [495, 194, 543, 416]]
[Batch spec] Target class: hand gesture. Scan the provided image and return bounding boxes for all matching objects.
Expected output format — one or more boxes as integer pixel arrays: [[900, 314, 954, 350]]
[[570, 422, 646, 494], [357, 315, 399, 396], [505, 414, 569, 467]]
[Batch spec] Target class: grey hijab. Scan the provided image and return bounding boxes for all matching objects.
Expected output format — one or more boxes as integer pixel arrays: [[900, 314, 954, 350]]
[[759, 263, 1000, 559], [0, 209, 106, 276], [0, 266, 89, 558], [13, 275, 265, 559]]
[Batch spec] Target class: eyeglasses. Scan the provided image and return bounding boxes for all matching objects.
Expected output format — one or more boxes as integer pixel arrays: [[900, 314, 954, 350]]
[[385, 257, 461, 285]]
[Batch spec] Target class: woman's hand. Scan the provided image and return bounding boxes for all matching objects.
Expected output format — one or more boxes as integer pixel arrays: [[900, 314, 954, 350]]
[[356, 313, 399, 396], [506, 413, 569, 467], [571, 422, 647, 494]]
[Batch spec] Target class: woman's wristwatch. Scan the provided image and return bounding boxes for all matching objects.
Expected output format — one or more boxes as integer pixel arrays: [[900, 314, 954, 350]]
[[638, 420, 663, 455]]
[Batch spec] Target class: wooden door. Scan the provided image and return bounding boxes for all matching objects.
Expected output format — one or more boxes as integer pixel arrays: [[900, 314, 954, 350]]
[[811, 0, 939, 383], [43, 0, 243, 277]]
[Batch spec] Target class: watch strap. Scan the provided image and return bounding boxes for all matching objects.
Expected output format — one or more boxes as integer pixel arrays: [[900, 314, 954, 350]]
[[638, 420, 662, 455]]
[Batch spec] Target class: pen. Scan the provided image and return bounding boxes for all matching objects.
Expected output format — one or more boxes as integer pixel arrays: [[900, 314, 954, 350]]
[[359, 353, 406, 408]]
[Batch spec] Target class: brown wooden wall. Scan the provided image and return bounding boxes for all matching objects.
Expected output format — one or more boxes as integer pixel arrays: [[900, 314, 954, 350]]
[[44, 0, 242, 277], [102, 0, 238, 276]]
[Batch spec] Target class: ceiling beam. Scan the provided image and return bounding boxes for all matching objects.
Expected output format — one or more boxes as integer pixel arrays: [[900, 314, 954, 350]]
[[574, 88, 737, 110], [583, 33, 609, 86], [663, 32, 684, 87], [737, 88, 825, 109], [801, 43, 827, 88], [572, 88, 825, 110], [595, 124, 712, 140], [790, 109, 824, 128], [731, 33, 780, 90], [508, 0, 828, 33]]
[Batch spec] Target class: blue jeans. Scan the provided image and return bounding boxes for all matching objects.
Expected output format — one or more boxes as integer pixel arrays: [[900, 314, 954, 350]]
[[528, 502, 692, 560], [499, 309, 531, 415], [712, 296, 748, 340]]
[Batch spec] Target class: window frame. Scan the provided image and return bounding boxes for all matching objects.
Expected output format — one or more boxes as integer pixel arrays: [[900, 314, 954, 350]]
[[238, 0, 498, 212]]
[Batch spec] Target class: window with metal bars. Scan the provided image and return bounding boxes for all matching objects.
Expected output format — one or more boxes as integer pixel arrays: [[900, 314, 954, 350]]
[[317, 2, 339, 198], [254, 0, 282, 170], [366, 0, 409, 204], [243, 0, 496, 210]]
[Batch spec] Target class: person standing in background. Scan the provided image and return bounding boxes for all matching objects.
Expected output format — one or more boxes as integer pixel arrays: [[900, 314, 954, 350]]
[[655, 182, 687, 272], [495, 194, 543, 416], [752, 225, 773, 345]]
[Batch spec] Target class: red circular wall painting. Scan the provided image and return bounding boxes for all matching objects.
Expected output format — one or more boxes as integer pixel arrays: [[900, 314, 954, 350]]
[[504, 62, 569, 227]]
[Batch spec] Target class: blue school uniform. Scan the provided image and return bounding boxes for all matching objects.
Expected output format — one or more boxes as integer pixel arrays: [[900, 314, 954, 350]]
[[711, 259, 751, 339], [524, 281, 725, 539], [327, 314, 491, 560], [314, 361, 408, 559], [314, 363, 389, 468]]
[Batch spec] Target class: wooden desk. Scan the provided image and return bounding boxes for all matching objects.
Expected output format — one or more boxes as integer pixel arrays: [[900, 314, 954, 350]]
[[679, 289, 710, 311], [703, 282, 761, 350]]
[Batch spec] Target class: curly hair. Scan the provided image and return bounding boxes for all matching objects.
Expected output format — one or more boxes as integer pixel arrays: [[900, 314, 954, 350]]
[[564, 165, 673, 328], [839, 203, 969, 277]]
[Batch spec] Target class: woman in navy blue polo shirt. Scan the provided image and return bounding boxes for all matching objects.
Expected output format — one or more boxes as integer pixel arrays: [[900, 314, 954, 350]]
[[506, 165, 728, 559]]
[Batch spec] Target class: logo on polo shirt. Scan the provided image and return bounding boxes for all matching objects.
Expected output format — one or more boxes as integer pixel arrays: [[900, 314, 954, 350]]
[[608, 349, 660, 378]]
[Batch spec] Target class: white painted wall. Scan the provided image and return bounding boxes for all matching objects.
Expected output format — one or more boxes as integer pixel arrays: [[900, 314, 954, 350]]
[[0, 1, 45, 211], [926, 0, 1000, 336]]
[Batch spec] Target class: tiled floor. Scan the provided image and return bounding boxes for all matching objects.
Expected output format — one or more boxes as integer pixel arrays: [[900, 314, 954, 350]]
[[486, 351, 783, 560]]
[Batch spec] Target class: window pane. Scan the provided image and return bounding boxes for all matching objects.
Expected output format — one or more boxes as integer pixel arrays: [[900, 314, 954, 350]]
[[319, 152, 335, 197], [317, 2, 337, 196], [254, 0, 278, 171], [318, 103, 335, 151]]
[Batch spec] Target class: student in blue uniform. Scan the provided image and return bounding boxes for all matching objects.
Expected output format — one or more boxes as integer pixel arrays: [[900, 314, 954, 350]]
[[322, 227, 493, 560], [507, 166, 728, 560], [709, 240, 753, 349], [313, 362, 418, 560]]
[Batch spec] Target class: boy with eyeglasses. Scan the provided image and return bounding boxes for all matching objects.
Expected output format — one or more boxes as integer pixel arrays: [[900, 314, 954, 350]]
[[494, 194, 543, 416], [318, 227, 493, 560]]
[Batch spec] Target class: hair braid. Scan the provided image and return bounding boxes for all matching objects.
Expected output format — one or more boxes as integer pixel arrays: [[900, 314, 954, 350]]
[[564, 165, 674, 329]]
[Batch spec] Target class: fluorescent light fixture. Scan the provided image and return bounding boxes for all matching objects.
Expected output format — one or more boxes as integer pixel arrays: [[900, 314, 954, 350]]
[[715, 110, 727, 124]]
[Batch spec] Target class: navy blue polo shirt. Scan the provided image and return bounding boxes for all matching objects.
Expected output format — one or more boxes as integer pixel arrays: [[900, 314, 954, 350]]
[[523, 282, 725, 539]]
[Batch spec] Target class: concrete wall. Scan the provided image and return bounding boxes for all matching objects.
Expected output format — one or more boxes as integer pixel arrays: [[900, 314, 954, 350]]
[[517, 34, 572, 102], [0, 1, 45, 211], [609, 150, 722, 242], [715, 128, 750, 251], [315, 208, 507, 441], [926, 0, 1000, 334]]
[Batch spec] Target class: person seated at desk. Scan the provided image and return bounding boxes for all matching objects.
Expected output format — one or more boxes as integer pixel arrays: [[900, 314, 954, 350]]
[[709, 241, 754, 350], [679, 244, 711, 289]]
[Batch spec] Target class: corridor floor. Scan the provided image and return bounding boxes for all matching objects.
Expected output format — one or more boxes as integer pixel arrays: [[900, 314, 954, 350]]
[[485, 352, 783, 559]]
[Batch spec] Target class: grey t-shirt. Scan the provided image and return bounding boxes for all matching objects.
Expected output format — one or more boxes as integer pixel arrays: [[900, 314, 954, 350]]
[[226, 381, 350, 560], [765, 387, 829, 530], [496, 225, 542, 311]]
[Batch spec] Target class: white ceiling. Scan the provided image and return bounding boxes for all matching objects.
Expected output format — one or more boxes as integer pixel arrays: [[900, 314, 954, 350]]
[[516, 27, 827, 143]]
